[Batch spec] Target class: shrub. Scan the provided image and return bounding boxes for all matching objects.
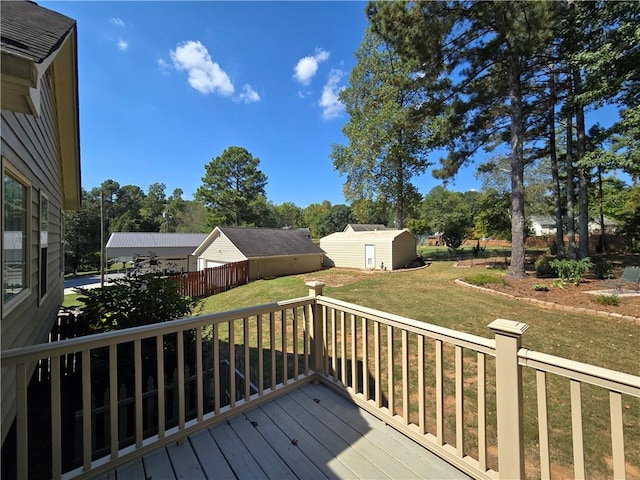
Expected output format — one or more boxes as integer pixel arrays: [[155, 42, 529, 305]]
[[549, 257, 594, 286], [530, 284, 550, 292], [591, 294, 620, 306], [472, 240, 486, 258], [76, 274, 200, 332], [535, 254, 557, 278], [592, 259, 614, 280]]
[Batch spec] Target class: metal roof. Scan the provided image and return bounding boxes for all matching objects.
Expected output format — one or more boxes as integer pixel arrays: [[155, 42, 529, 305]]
[[106, 232, 209, 258], [322, 229, 415, 241], [1, 1, 76, 63], [345, 224, 390, 232]]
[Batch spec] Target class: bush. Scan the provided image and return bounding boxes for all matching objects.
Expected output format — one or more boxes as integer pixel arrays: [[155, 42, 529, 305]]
[[76, 274, 199, 332], [549, 257, 594, 286], [535, 254, 557, 278], [530, 284, 550, 292], [591, 294, 619, 306], [592, 259, 614, 280]]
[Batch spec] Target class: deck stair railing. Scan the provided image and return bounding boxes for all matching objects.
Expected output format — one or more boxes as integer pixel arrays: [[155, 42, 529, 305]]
[[0, 281, 638, 479]]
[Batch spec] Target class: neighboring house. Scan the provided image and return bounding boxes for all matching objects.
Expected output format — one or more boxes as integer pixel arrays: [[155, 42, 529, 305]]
[[1, 1, 81, 446], [106, 232, 208, 272], [588, 217, 617, 235], [321, 229, 417, 271], [530, 216, 557, 236], [193, 227, 325, 281], [344, 223, 389, 232]]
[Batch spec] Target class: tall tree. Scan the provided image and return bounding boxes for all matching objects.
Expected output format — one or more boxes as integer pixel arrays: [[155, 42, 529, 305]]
[[369, 1, 558, 278], [196, 146, 268, 228], [140, 182, 166, 232], [330, 27, 431, 229]]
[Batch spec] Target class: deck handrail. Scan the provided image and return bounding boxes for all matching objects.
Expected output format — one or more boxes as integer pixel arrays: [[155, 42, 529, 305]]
[[1, 281, 638, 479], [0, 296, 312, 367], [518, 348, 640, 396], [316, 294, 496, 355]]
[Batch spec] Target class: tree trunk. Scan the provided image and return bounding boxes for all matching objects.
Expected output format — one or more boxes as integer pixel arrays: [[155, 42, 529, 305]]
[[566, 112, 577, 259], [573, 68, 590, 259], [548, 64, 565, 258], [598, 166, 607, 253], [508, 56, 526, 279]]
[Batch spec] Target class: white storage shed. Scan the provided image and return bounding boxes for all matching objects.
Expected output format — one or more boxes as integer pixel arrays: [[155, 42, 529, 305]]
[[320, 229, 417, 271]]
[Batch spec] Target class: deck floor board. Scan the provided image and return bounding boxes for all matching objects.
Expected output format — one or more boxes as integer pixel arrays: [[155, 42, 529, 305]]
[[107, 383, 469, 479]]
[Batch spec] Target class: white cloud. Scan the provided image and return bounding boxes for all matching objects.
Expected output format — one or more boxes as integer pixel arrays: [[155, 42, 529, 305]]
[[293, 48, 330, 85], [319, 69, 345, 120], [117, 39, 129, 51], [110, 17, 125, 27], [236, 84, 260, 104], [157, 58, 171, 74], [170, 40, 234, 96]]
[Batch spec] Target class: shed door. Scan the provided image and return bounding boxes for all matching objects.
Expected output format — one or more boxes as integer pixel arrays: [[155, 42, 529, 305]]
[[365, 244, 375, 269]]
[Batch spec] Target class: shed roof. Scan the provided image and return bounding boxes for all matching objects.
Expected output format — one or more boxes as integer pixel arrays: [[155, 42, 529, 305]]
[[322, 229, 415, 242], [344, 224, 390, 232], [194, 227, 324, 258], [1, 1, 76, 63]]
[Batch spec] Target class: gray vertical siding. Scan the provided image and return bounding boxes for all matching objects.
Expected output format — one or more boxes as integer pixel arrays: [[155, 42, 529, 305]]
[[1, 71, 65, 443]]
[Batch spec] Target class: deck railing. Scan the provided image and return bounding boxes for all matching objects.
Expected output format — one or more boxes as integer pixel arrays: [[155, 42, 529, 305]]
[[1, 281, 638, 479]]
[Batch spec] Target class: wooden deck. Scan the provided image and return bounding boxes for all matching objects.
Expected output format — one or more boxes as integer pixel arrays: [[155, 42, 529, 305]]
[[96, 382, 468, 479]]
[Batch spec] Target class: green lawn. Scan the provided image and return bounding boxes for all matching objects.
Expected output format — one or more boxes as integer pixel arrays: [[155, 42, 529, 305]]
[[196, 260, 639, 478]]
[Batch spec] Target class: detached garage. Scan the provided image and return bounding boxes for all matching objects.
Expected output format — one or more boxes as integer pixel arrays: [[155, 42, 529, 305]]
[[321, 229, 417, 271], [193, 226, 325, 281]]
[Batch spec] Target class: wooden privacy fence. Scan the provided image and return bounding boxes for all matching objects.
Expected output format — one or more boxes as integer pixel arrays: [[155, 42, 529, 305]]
[[174, 260, 249, 298]]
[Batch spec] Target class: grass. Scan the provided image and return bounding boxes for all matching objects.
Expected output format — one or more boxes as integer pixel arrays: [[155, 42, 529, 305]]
[[195, 261, 638, 478], [591, 293, 620, 306]]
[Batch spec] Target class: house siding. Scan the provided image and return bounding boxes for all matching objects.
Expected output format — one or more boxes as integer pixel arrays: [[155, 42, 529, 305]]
[[198, 232, 246, 266], [248, 254, 323, 281], [1, 72, 65, 444], [321, 231, 417, 271]]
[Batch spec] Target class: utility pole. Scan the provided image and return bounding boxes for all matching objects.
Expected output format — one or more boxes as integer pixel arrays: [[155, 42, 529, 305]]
[[100, 187, 105, 288]]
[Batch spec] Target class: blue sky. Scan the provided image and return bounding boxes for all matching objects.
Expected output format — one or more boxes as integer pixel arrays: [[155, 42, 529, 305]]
[[42, 1, 624, 208]]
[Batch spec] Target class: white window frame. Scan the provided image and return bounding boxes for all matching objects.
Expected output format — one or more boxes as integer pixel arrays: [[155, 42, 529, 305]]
[[39, 191, 49, 302], [2, 158, 32, 317]]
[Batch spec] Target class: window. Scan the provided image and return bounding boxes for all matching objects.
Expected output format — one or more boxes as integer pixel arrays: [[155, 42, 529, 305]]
[[3, 165, 29, 305], [40, 192, 49, 299]]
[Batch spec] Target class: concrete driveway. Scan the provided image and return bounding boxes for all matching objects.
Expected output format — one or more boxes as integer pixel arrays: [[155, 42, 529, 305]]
[[64, 273, 124, 295]]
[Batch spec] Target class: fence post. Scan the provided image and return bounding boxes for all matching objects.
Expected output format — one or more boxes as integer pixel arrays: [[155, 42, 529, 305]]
[[488, 318, 529, 480], [306, 281, 325, 378]]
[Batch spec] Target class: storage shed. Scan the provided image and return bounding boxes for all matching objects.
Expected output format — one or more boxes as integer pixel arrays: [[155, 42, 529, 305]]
[[193, 227, 325, 281], [321, 229, 417, 271]]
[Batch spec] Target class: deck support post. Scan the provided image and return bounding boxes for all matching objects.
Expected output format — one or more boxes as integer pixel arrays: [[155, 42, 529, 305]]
[[489, 318, 529, 480], [306, 281, 326, 379]]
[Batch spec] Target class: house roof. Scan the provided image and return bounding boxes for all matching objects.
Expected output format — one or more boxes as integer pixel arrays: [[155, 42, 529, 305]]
[[106, 232, 208, 258], [345, 224, 389, 232], [1, 1, 75, 62], [194, 227, 325, 258], [1, 1, 81, 210], [530, 216, 556, 225]]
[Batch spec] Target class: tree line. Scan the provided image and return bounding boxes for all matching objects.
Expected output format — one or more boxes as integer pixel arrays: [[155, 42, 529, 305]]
[[332, 0, 639, 278], [64, 141, 637, 274]]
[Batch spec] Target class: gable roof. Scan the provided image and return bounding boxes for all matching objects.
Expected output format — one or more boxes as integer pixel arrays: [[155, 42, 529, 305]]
[[345, 224, 389, 232], [1, 0, 81, 210], [106, 232, 209, 258], [1, 1, 76, 63], [194, 227, 324, 258], [322, 229, 415, 242]]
